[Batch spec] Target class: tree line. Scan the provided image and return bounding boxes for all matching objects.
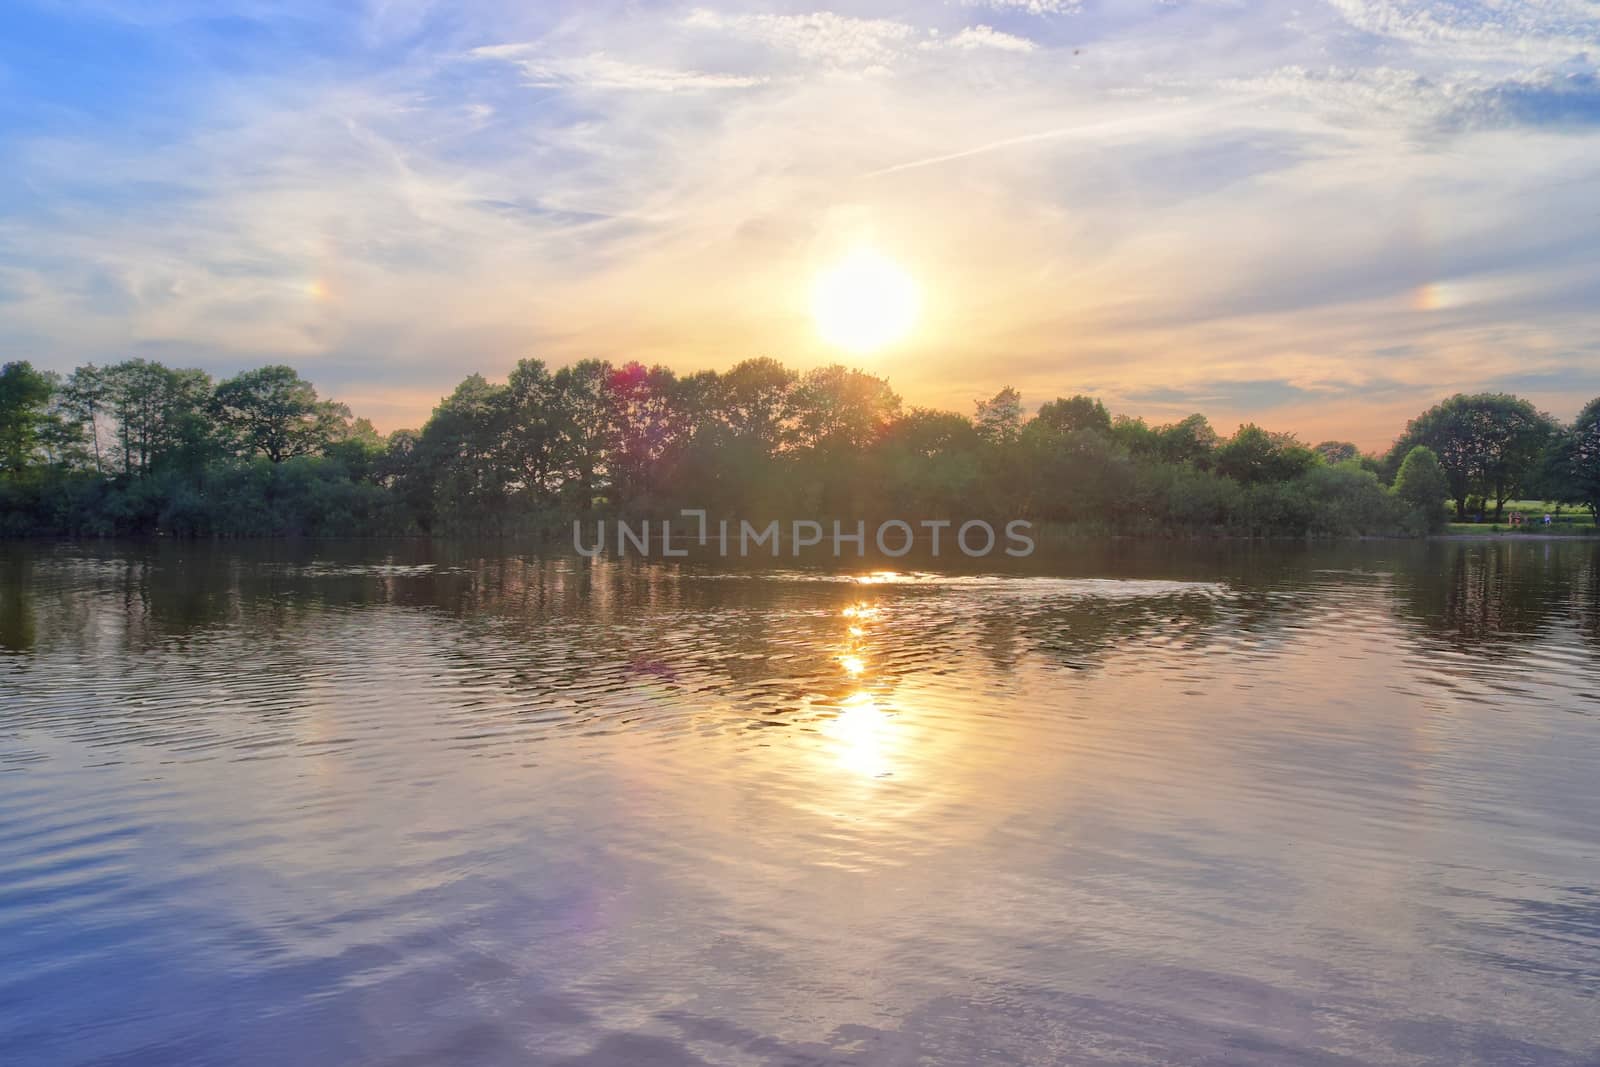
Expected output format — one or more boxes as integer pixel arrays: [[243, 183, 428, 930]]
[[2, 355, 1597, 539]]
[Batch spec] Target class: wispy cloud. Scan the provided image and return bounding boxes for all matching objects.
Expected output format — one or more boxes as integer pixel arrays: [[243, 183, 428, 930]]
[[960, 0, 1081, 14], [859, 105, 1219, 178], [1450, 60, 1600, 130], [684, 10, 1038, 67], [471, 44, 764, 92], [684, 9, 918, 67], [927, 26, 1038, 54], [1224, 55, 1600, 135], [1324, 0, 1600, 64]]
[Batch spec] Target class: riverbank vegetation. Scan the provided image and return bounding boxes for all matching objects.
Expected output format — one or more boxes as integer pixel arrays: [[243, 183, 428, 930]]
[[2, 357, 1597, 539]]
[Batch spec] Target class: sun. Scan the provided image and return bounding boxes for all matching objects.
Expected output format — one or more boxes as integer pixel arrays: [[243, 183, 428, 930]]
[[811, 248, 920, 354]]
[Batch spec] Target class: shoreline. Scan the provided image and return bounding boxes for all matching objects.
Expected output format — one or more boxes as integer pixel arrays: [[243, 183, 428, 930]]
[[1430, 532, 1600, 542]]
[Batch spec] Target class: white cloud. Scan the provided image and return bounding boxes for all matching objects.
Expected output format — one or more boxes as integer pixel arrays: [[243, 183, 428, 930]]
[[1324, 0, 1600, 65], [471, 44, 763, 92], [684, 10, 1038, 69], [927, 26, 1038, 53], [684, 9, 918, 66], [960, 0, 1081, 15], [1220, 65, 1459, 127]]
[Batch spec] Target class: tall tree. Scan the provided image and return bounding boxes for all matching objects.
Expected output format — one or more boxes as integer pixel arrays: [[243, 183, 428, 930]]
[[414, 373, 515, 523], [504, 358, 563, 501], [1032, 395, 1112, 437], [715, 357, 796, 455], [605, 361, 686, 506], [213, 365, 350, 463], [1393, 445, 1450, 531], [792, 365, 901, 451], [881, 408, 983, 515], [1215, 425, 1317, 485], [102, 360, 215, 476], [1155, 414, 1218, 468], [324, 417, 386, 481], [0, 361, 57, 473], [59, 364, 109, 474], [551, 360, 613, 510], [1110, 415, 1160, 457], [1564, 397, 1600, 517], [974, 386, 1023, 445]]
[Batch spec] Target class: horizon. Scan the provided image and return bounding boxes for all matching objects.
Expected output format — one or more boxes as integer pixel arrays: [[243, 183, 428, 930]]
[[35, 350, 1586, 459], [3, 1, 1598, 450]]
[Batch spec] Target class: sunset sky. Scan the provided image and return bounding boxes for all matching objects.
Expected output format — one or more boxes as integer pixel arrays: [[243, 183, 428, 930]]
[[2, 0, 1597, 448]]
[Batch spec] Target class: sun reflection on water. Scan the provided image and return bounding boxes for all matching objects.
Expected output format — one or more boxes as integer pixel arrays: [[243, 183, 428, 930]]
[[823, 692, 897, 780], [820, 597, 898, 778], [837, 599, 879, 680]]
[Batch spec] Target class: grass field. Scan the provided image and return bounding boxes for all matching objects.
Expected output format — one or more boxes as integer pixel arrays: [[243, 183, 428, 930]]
[[1445, 500, 1598, 535]]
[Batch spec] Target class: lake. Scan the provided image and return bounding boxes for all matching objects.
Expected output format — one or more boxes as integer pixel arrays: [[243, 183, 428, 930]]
[[2, 540, 1598, 1065]]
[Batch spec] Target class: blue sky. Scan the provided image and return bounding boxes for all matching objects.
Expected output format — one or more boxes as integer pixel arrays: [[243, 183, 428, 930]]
[[1, 0, 1597, 445]]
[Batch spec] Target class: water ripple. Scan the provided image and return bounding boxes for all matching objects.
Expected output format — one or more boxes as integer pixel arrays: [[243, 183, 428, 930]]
[[1, 541, 1598, 1064]]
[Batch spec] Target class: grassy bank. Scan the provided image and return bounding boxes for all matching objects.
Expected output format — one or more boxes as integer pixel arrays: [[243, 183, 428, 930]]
[[1444, 500, 1597, 536]]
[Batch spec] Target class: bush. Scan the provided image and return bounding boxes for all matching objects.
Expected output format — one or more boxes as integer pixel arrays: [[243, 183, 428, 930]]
[[1297, 461, 1409, 536]]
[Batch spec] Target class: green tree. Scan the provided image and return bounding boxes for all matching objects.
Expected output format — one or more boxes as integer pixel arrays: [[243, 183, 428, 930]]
[[323, 417, 386, 482], [5, 353, 1528, 541], [0, 362, 58, 473], [880, 408, 983, 515], [103, 360, 215, 476], [59, 364, 110, 473], [1388, 393, 1557, 520], [1393, 445, 1450, 532], [714, 357, 796, 455], [1033, 395, 1111, 437], [380, 428, 430, 528], [1154, 414, 1218, 468], [1021, 423, 1133, 524], [1565, 397, 1600, 517], [662, 362, 795, 515], [502, 358, 563, 502], [1110, 415, 1160, 457], [412, 373, 516, 527], [792, 365, 901, 451], [213, 365, 350, 463], [552, 360, 613, 510], [605, 361, 688, 507], [974, 386, 1023, 445], [1215, 425, 1316, 485]]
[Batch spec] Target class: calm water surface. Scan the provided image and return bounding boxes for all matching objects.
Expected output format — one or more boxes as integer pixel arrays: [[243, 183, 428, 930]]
[[2, 541, 1599, 1065]]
